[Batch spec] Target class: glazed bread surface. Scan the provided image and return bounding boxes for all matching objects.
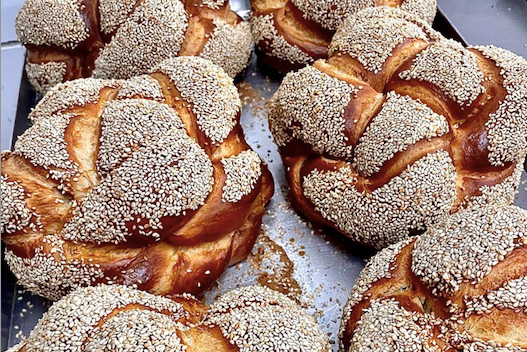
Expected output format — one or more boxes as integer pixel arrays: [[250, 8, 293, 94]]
[[1, 56, 274, 300], [6, 284, 331, 352], [250, 0, 437, 72], [340, 204, 527, 351], [269, 7, 527, 249], [16, 0, 253, 93]]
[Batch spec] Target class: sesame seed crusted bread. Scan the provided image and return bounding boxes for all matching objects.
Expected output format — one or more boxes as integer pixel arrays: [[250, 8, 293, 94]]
[[340, 205, 527, 351], [1, 56, 274, 301], [249, 0, 436, 72], [269, 6, 527, 249], [7, 284, 330, 352], [15, 0, 253, 94]]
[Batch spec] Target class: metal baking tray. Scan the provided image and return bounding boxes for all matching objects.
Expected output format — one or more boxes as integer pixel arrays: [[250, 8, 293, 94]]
[[2, 2, 527, 350]]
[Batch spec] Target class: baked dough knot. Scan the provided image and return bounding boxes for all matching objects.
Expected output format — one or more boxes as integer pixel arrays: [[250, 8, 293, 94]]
[[1, 56, 274, 301], [269, 7, 527, 249], [340, 204, 527, 352], [16, 0, 253, 93]]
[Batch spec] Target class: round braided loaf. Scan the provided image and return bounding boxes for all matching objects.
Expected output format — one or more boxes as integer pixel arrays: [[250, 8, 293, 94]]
[[269, 7, 527, 249], [1, 56, 274, 301], [6, 284, 330, 352], [249, 0, 436, 72], [340, 205, 527, 351], [16, 0, 253, 94]]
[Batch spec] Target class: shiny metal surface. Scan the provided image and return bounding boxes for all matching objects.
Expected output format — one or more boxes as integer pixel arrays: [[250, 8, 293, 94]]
[[2, 1, 527, 350]]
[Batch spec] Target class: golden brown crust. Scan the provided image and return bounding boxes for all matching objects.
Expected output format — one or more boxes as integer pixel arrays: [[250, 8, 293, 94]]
[[7, 285, 330, 352], [1, 56, 274, 301], [16, 0, 252, 93], [340, 205, 527, 351], [250, 0, 437, 72], [269, 7, 527, 248]]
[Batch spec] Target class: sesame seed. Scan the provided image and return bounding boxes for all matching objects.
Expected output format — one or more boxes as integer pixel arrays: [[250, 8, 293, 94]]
[[25, 61, 67, 95], [221, 150, 263, 203], [330, 6, 440, 74], [303, 151, 456, 248], [399, 40, 486, 106], [61, 98, 214, 244], [269, 6, 527, 250], [462, 162, 524, 208], [116, 74, 165, 101], [412, 205, 527, 296], [17, 0, 252, 93], [93, 0, 188, 80], [269, 65, 356, 158], [353, 91, 449, 177], [99, 0, 140, 35], [9, 284, 329, 351], [292, 0, 435, 31], [202, 0, 226, 10], [349, 298, 438, 351], [205, 285, 331, 352], [1, 56, 269, 300], [473, 45, 527, 167], [153, 56, 241, 144], [342, 205, 527, 352], [15, 0, 88, 48], [250, 13, 313, 65], [200, 18, 252, 78]]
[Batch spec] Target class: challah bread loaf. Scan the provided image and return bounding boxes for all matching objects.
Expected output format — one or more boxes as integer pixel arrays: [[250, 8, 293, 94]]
[[6, 284, 330, 352], [16, 0, 253, 94], [340, 204, 527, 351], [1, 56, 274, 301], [269, 6, 527, 249], [249, 0, 436, 72]]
